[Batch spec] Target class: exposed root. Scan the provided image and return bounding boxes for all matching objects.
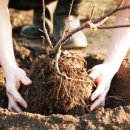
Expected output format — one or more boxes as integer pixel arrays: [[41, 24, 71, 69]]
[[21, 52, 95, 115], [106, 96, 126, 103]]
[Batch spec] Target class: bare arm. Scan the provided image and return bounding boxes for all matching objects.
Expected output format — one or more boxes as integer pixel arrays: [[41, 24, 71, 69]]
[[0, 1, 16, 68], [90, 0, 130, 111], [104, 0, 130, 73], [0, 0, 32, 112]]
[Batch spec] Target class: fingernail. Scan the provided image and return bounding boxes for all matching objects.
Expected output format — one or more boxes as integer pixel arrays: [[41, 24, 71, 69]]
[[91, 97, 94, 101], [90, 107, 93, 112], [22, 102, 27, 108], [24, 103, 27, 108], [28, 79, 32, 85]]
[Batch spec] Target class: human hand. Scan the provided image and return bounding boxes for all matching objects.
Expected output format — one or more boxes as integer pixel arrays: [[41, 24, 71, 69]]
[[89, 63, 116, 112], [4, 66, 32, 112]]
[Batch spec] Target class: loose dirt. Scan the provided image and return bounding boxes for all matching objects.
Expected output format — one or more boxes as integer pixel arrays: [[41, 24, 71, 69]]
[[0, 2, 130, 129], [0, 41, 129, 130], [21, 51, 94, 115]]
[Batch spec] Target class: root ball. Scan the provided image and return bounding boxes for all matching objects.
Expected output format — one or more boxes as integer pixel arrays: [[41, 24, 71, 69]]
[[21, 52, 94, 115]]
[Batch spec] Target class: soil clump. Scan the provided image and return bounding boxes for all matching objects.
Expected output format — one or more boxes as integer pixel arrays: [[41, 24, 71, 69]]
[[21, 51, 95, 115]]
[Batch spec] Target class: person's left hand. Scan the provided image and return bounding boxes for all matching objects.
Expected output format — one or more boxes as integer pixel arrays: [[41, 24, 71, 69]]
[[4, 66, 32, 112], [89, 63, 116, 112]]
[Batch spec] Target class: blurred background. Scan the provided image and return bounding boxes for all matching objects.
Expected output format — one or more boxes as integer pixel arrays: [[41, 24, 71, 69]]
[[9, 0, 117, 56]]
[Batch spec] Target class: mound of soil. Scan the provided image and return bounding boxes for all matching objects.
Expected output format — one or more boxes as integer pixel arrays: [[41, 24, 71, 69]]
[[21, 51, 95, 115], [0, 106, 129, 130], [0, 44, 129, 129]]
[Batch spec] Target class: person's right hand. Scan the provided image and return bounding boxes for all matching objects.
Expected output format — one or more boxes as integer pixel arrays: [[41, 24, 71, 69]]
[[89, 63, 116, 111], [5, 66, 32, 112]]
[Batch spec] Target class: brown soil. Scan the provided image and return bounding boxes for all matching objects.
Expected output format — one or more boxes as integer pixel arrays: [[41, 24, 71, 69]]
[[0, 41, 129, 129], [0, 106, 129, 130], [21, 52, 94, 115], [0, 4, 130, 129], [13, 39, 32, 69]]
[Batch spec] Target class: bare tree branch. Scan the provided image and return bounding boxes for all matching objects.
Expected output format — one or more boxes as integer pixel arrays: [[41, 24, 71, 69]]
[[53, 5, 130, 52], [98, 24, 130, 29], [54, 18, 108, 52], [94, 5, 130, 23], [43, 2, 130, 78]]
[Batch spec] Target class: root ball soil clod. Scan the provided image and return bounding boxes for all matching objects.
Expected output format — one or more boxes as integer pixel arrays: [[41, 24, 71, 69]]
[[21, 51, 95, 115]]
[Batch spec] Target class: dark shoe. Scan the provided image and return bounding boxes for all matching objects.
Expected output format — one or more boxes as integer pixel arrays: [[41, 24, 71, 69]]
[[20, 5, 54, 39], [20, 8, 43, 39], [20, 25, 43, 39], [20, 11, 52, 39]]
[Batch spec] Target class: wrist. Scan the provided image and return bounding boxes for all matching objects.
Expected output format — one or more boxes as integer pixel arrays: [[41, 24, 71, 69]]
[[1, 59, 18, 75], [103, 61, 119, 76]]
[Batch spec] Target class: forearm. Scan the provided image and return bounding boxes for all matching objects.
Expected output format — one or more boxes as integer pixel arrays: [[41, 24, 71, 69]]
[[89, 0, 130, 112], [104, 3, 130, 73], [0, 1, 17, 72]]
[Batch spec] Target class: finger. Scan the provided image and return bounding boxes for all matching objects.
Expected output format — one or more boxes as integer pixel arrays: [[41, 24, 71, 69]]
[[6, 77, 28, 108], [94, 77, 101, 86], [7, 88, 27, 108], [8, 103, 12, 111], [20, 75, 32, 86], [9, 103, 22, 113], [90, 96, 105, 111], [8, 96, 22, 113], [101, 101, 105, 106], [16, 80, 20, 89], [90, 82, 105, 101]]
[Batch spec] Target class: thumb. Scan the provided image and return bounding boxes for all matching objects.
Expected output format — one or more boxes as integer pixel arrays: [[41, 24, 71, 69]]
[[20, 75, 32, 86], [89, 68, 100, 80]]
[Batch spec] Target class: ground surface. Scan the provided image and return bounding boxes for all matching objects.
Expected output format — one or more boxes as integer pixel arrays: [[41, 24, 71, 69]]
[[0, 1, 130, 130]]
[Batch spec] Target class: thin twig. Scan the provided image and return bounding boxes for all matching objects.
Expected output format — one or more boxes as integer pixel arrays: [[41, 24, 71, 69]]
[[69, 0, 75, 18], [42, 0, 53, 49], [97, 24, 130, 29], [56, 77, 62, 100], [119, 0, 125, 7], [66, 77, 91, 83], [101, 9, 105, 17], [53, 4, 130, 78], [89, 5, 96, 21], [53, 5, 130, 52], [94, 5, 130, 23], [62, 0, 75, 39], [54, 18, 108, 51], [106, 96, 126, 103]]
